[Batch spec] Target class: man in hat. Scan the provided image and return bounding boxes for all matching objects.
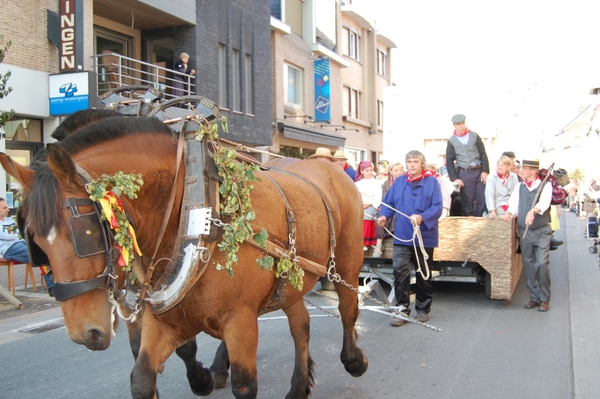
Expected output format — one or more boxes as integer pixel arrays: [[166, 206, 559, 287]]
[[308, 147, 335, 163], [502, 158, 553, 312], [445, 114, 490, 216], [334, 149, 356, 180]]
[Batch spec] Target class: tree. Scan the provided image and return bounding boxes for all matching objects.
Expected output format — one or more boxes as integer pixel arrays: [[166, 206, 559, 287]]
[[570, 167, 584, 182], [0, 35, 14, 138]]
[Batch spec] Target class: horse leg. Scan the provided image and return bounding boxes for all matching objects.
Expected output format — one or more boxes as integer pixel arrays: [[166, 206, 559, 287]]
[[283, 299, 314, 399], [130, 320, 180, 399], [126, 317, 143, 360], [126, 316, 214, 396], [335, 278, 369, 377], [175, 338, 215, 396], [209, 340, 230, 388], [222, 313, 259, 399]]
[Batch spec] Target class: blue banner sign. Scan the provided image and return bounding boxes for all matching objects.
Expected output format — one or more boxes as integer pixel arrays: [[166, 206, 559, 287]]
[[314, 58, 331, 122]]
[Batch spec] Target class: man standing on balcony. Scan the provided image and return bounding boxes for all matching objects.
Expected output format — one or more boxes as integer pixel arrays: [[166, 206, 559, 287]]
[[446, 114, 490, 216], [173, 52, 195, 97]]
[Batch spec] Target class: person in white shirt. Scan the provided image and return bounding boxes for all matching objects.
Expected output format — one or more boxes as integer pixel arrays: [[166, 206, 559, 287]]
[[485, 155, 520, 217], [355, 161, 383, 255], [502, 158, 552, 312]]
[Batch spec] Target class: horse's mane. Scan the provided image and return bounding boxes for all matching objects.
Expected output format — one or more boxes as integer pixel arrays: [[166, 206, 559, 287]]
[[24, 116, 175, 236], [58, 116, 174, 155]]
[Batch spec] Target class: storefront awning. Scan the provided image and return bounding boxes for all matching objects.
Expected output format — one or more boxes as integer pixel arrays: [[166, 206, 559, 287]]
[[277, 122, 346, 147]]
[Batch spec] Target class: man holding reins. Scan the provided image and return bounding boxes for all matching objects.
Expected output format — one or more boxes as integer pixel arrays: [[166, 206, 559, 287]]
[[377, 150, 443, 326]]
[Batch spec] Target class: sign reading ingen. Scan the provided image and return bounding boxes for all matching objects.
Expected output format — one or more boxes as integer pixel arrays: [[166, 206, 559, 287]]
[[60, 0, 84, 72]]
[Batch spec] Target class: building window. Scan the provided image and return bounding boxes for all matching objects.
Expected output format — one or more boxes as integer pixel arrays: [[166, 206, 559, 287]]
[[218, 43, 227, 108], [342, 27, 360, 61], [232, 49, 240, 111], [377, 49, 387, 77], [270, 0, 282, 19], [3, 118, 43, 142], [343, 86, 360, 119], [377, 100, 384, 127], [284, 63, 302, 108], [245, 53, 253, 114]]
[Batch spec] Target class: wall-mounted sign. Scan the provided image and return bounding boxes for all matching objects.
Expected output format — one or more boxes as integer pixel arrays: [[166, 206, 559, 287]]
[[314, 58, 331, 122], [49, 72, 90, 116], [59, 0, 84, 72]]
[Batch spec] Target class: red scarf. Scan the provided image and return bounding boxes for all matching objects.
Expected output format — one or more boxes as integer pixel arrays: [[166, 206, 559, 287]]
[[497, 171, 509, 185], [453, 128, 470, 137], [524, 177, 539, 188], [406, 170, 437, 182]]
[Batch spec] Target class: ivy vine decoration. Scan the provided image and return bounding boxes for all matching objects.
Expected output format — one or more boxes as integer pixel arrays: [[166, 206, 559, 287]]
[[86, 172, 144, 276], [195, 114, 305, 290]]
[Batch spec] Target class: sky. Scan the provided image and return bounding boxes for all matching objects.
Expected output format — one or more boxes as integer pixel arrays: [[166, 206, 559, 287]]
[[354, 0, 600, 159]]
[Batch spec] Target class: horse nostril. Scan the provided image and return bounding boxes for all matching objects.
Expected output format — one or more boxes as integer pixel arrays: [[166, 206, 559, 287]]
[[85, 328, 106, 349], [87, 328, 103, 340]]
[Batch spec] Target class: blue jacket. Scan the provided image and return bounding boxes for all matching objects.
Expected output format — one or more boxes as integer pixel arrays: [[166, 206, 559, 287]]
[[380, 175, 443, 247]]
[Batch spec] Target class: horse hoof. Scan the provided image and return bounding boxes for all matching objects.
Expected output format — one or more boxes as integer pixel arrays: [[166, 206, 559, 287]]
[[213, 373, 229, 389], [190, 367, 215, 396], [345, 355, 368, 377]]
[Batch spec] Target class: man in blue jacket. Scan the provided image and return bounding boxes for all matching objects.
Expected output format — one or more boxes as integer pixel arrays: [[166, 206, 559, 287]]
[[378, 150, 443, 326]]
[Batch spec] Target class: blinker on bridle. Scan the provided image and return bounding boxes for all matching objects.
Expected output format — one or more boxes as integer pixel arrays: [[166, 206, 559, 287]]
[[48, 197, 119, 301]]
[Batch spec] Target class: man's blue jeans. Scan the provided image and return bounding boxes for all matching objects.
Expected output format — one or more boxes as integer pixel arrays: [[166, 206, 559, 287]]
[[4, 241, 30, 264], [4, 241, 54, 290]]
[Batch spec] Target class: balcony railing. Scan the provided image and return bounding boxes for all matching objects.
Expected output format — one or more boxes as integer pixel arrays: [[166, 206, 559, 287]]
[[92, 52, 196, 100]]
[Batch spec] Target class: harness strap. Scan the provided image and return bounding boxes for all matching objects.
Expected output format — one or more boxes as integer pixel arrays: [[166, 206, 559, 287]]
[[53, 275, 110, 301], [261, 166, 337, 259], [139, 128, 186, 302], [259, 172, 297, 244]]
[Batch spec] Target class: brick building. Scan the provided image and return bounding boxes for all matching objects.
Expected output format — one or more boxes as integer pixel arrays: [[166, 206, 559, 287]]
[[0, 0, 272, 202], [269, 0, 395, 167]]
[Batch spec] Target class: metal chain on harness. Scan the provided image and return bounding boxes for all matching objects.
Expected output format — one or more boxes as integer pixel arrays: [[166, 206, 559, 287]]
[[309, 270, 442, 332]]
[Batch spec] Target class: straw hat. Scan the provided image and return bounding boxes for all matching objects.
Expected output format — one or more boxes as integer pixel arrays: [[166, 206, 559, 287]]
[[308, 147, 335, 160], [333, 149, 347, 159], [521, 158, 540, 168]]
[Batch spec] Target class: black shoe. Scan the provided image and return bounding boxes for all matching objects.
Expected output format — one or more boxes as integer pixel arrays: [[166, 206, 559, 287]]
[[48, 287, 54, 297], [550, 239, 563, 247], [550, 246, 558, 251]]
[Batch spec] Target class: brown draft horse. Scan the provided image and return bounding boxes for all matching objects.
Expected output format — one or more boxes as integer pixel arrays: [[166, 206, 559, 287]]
[[0, 116, 368, 399], [24, 109, 216, 396]]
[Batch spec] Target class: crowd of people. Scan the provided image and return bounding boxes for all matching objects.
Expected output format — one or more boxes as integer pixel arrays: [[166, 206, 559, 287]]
[[307, 112, 593, 324]]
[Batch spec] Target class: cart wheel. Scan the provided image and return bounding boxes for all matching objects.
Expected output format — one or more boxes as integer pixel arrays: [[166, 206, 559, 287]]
[[484, 271, 492, 300], [320, 276, 336, 291]]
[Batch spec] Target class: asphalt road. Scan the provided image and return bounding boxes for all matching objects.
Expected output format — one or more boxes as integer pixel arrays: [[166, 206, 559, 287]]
[[0, 236, 571, 399]]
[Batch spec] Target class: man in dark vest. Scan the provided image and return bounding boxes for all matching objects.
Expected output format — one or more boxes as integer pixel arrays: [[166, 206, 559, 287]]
[[445, 114, 490, 216], [502, 158, 553, 311]]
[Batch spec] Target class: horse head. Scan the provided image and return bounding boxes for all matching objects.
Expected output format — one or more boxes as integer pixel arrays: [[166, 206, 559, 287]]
[[1, 145, 119, 350]]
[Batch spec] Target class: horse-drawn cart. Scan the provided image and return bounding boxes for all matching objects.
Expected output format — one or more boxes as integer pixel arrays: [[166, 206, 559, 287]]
[[361, 216, 523, 300]]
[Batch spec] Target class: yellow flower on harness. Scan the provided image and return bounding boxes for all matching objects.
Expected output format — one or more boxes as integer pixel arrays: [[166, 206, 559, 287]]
[[85, 172, 144, 271]]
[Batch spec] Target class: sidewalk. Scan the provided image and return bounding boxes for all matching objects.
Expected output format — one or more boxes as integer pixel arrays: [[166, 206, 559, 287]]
[[0, 264, 61, 344], [566, 210, 600, 399]]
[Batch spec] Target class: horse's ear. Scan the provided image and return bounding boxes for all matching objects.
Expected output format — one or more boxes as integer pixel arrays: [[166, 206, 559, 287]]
[[47, 144, 79, 188], [0, 152, 35, 191]]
